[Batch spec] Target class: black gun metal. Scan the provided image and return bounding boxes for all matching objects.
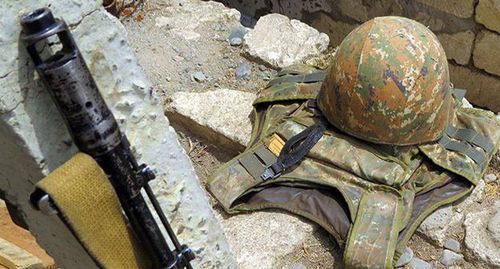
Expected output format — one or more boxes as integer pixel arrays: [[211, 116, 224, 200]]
[[20, 8, 194, 269]]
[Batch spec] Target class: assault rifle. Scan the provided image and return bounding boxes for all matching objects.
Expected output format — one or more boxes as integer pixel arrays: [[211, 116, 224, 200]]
[[21, 8, 194, 269]]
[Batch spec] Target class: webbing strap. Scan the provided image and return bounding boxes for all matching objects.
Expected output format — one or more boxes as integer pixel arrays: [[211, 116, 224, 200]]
[[438, 135, 487, 168], [344, 190, 401, 269], [238, 144, 278, 181], [445, 125, 494, 152], [260, 118, 327, 180], [266, 71, 325, 87], [277, 69, 301, 76]]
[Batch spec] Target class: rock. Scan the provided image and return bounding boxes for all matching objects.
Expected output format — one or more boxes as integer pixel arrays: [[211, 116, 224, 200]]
[[473, 30, 500, 77], [454, 180, 486, 213], [220, 211, 316, 269], [240, 14, 258, 28], [229, 37, 242, 46], [335, 0, 398, 23], [154, 1, 240, 41], [437, 31, 475, 65], [289, 262, 307, 269], [409, 257, 432, 269], [440, 249, 463, 266], [0, 1, 235, 268], [475, 0, 500, 34], [310, 13, 359, 46], [228, 25, 248, 40], [417, 205, 453, 246], [192, 71, 207, 82], [395, 247, 414, 267], [235, 62, 252, 79], [414, 0, 475, 18], [484, 173, 497, 183], [461, 98, 473, 108], [449, 64, 500, 113], [488, 206, 500, 245], [258, 70, 272, 80], [463, 202, 500, 267], [444, 239, 461, 253], [244, 14, 329, 68], [413, 11, 445, 32], [166, 89, 255, 150]]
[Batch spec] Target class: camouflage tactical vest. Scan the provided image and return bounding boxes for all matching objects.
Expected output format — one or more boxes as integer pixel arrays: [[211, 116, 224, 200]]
[[208, 65, 500, 269]]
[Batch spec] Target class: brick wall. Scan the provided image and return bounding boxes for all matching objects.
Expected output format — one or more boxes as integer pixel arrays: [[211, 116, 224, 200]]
[[220, 0, 500, 112]]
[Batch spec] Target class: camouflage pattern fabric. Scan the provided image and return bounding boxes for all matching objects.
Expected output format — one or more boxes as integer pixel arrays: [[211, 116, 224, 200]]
[[207, 64, 500, 269], [317, 17, 453, 146]]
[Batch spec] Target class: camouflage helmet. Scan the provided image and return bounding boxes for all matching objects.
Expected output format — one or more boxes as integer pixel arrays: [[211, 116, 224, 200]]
[[317, 16, 453, 146]]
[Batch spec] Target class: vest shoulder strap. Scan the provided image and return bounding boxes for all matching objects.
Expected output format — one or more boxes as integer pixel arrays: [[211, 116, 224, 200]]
[[254, 64, 325, 106]]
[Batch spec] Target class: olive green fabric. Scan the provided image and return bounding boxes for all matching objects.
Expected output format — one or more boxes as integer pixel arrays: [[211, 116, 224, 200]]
[[207, 64, 500, 269]]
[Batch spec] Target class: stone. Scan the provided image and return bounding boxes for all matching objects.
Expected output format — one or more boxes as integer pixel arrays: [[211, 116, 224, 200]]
[[395, 247, 414, 267], [440, 249, 463, 266], [415, 0, 474, 18], [449, 64, 500, 112], [310, 13, 358, 46], [488, 207, 500, 245], [417, 205, 453, 246], [0, 1, 235, 268], [454, 180, 486, 213], [475, 0, 500, 34], [337, 0, 403, 23], [166, 89, 255, 149], [409, 257, 432, 269], [463, 202, 500, 267], [235, 62, 252, 79], [437, 31, 475, 65], [220, 211, 316, 269], [290, 262, 307, 269], [154, 1, 240, 41], [192, 71, 207, 82], [444, 239, 461, 253], [243, 14, 329, 68], [229, 37, 242, 46], [473, 30, 500, 77], [461, 98, 473, 108], [413, 11, 445, 32], [228, 25, 248, 40], [258, 70, 272, 80], [484, 173, 498, 183]]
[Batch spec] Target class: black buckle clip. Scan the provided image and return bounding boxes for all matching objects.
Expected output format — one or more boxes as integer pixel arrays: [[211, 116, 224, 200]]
[[260, 163, 284, 181]]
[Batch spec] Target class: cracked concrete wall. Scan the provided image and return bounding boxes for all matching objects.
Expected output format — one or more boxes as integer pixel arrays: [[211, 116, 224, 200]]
[[0, 0, 235, 268]]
